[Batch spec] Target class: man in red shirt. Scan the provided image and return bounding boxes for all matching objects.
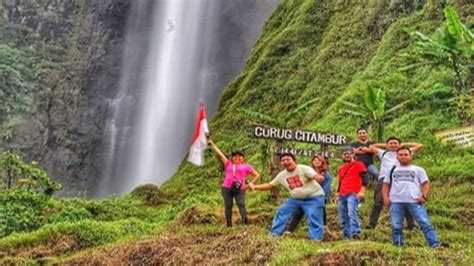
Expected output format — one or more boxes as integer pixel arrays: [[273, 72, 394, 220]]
[[337, 146, 368, 239]]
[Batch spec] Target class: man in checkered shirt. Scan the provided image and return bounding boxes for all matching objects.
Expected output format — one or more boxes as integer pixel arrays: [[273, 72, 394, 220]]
[[250, 153, 326, 240]]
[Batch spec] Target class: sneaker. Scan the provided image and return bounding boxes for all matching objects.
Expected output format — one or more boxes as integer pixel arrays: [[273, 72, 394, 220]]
[[283, 231, 293, 237], [433, 242, 449, 249], [352, 234, 361, 240]]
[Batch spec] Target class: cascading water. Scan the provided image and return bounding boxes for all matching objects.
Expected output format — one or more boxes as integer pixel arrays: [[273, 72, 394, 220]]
[[97, 0, 280, 197]]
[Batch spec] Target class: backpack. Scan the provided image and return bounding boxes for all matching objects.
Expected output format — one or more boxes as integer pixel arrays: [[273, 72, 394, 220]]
[[388, 165, 397, 187]]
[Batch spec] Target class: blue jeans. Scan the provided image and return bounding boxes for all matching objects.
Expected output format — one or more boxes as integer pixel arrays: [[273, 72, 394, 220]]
[[366, 164, 379, 181], [270, 195, 325, 240], [390, 203, 439, 247], [338, 193, 361, 239], [321, 172, 332, 200], [369, 179, 415, 229]]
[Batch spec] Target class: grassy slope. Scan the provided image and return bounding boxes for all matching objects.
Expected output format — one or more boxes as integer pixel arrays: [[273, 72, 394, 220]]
[[0, 0, 473, 264], [164, 0, 473, 199], [161, 0, 474, 263]]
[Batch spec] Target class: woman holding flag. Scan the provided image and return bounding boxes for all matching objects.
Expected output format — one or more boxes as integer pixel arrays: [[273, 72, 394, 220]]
[[208, 138, 260, 227]]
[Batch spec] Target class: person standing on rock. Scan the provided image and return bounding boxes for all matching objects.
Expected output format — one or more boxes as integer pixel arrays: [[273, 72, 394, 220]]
[[285, 155, 332, 234], [336, 146, 368, 240], [382, 146, 440, 248], [366, 137, 422, 229], [351, 128, 379, 182], [249, 153, 326, 240], [208, 138, 260, 227]]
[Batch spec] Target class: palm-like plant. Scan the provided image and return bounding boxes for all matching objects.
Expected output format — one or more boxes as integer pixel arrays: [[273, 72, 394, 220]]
[[341, 86, 409, 142], [403, 6, 473, 125]]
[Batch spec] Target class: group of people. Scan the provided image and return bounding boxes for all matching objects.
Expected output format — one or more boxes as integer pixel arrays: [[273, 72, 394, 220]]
[[207, 127, 441, 248]]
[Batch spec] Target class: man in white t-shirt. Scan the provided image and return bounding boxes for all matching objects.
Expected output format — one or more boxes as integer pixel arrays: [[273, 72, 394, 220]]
[[382, 146, 439, 247], [249, 153, 325, 240], [366, 137, 422, 229]]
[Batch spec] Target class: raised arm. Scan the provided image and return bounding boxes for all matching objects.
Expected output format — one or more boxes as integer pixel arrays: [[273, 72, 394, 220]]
[[368, 143, 386, 154], [208, 138, 228, 165], [402, 142, 423, 155]]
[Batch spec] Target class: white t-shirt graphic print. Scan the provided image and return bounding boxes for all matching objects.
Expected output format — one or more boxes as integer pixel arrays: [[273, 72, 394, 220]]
[[383, 164, 429, 203]]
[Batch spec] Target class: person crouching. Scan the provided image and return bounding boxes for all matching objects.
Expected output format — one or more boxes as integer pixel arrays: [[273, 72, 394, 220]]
[[249, 153, 325, 240]]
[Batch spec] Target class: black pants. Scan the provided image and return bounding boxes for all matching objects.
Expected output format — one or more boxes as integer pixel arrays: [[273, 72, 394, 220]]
[[287, 200, 327, 232], [221, 187, 247, 227], [369, 179, 414, 229]]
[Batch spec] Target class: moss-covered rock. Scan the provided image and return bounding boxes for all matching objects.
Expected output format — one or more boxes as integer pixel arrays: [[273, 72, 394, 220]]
[[129, 184, 167, 206]]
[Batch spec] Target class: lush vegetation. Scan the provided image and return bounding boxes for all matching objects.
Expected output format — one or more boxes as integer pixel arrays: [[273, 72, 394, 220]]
[[0, 1, 128, 194], [404, 6, 473, 125], [0, 0, 473, 264], [0, 45, 33, 139]]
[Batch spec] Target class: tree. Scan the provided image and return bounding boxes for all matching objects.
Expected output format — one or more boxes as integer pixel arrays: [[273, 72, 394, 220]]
[[403, 6, 473, 125], [0, 151, 61, 195], [341, 86, 409, 142]]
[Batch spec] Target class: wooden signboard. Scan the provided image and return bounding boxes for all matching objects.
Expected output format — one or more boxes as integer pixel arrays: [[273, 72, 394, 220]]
[[434, 126, 474, 148], [253, 125, 348, 145], [274, 147, 337, 158]]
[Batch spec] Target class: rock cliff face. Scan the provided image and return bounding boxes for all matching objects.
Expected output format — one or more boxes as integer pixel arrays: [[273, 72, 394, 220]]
[[1, 0, 131, 196], [1, 0, 280, 196]]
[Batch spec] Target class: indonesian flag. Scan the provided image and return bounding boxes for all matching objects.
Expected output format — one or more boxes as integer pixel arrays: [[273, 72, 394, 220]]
[[188, 104, 209, 166]]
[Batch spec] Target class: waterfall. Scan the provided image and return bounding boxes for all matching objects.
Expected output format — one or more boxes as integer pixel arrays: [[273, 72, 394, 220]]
[[97, 0, 280, 197]]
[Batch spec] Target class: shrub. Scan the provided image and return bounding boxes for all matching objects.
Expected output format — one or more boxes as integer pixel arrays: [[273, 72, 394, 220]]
[[47, 207, 92, 224], [0, 188, 49, 237], [0, 151, 61, 195], [0, 218, 157, 251]]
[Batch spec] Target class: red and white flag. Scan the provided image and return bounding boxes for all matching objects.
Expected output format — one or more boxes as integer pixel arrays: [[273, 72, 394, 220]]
[[188, 104, 209, 166]]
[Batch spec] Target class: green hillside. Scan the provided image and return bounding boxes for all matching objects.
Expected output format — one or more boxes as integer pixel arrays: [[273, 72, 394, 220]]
[[1, 0, 473, 264]]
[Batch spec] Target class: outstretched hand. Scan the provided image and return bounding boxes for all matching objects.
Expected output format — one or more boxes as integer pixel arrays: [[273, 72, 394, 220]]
[[248, 182, 255, 191]]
